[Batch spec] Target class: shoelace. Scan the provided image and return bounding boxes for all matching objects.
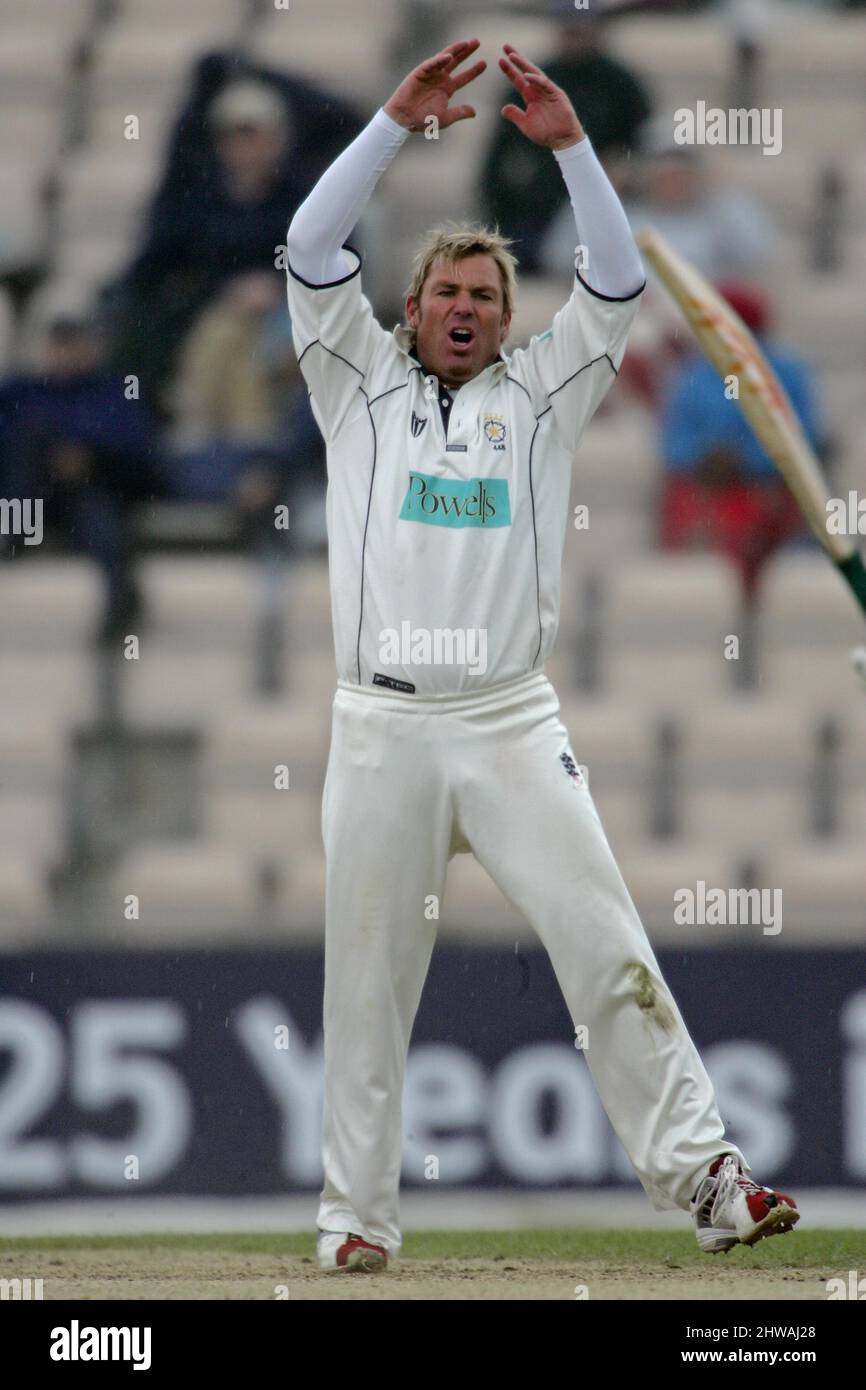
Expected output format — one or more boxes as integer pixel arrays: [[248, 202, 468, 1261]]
[[715, 1158, 769, 1213]]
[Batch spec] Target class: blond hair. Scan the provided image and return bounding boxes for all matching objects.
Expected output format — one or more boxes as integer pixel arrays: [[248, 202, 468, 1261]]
[[404, 223, 519, 329]]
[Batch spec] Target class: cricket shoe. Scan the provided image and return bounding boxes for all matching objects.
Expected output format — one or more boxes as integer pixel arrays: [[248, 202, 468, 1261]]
[[317, 1230, 388, 1272], [691, 1154, 799, 1254]]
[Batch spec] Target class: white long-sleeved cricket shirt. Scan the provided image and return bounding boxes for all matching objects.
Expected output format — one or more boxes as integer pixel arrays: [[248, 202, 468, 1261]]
[[286, 134, 644, 696]]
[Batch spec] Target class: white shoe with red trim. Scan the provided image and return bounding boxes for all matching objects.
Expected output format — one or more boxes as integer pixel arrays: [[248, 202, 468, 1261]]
[[691, 1154, 800, 1254], [317, 1230, 388, 1272]]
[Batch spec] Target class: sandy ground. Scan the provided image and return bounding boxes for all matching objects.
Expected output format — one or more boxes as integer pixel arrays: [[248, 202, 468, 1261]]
[[16, 1249, 833, 1301]]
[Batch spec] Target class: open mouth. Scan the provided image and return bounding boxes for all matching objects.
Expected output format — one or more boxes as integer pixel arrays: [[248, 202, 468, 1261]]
[[448, 327, 474, 348]]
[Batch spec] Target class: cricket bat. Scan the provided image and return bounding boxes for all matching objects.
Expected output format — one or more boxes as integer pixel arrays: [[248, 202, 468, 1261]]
[[635, 225, 866, 626]]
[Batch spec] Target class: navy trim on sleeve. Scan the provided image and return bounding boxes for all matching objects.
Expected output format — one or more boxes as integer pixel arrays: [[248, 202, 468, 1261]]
[[575, 269, 646, 304], [287, 243, 363, 290]]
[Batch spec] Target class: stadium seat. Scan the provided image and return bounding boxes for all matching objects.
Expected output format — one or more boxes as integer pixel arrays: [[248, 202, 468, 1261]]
[[769, 98, 866, 163], [101, 844, 262, 938], [600, 553, 742, 706], [55, 151, 164, 245], [0, 654, 96, 723], [285, 557, 335, 649], [51, 236, 135, 293], [467, 14, 556, 72], [754, 551, 866, 707], [289, 649, 340, 701], [112, 0, 244, 22], [90, 25, 238, 106], [0, 794, 64, 859], [137, 556, 278, 641], [774, 276, 866, 367], [569, 413, 660, 512], [0, 858, 54, 943], [509, 276, 575, 347], [84, 96, 179, 160], [0, 559, 102, 643], [821, 370, 866, 447], [0, 113, 61, 171], [123, 651, 254, 721], [758, 842, 866, 942], [834, 421, 866, 498], [377, 142, 484, 236], [202, 789, 323, 854], [676, 697, 817, 845], [556, 695, 660, 844], [767, 12, 866, 81], [0, 26, 78, 99], [0, 713, 67, 783], [610, 14, 727, 84], [614, 842, 741, 945], [562, 509, 654, 576], [277, 846, 326, 933], [245, 1, 398, 108], [0, 0, 92, 29], [833, 702, 866, 838], [0, 285, 16, 374], [0, 160, 51, 276], [710, 146, 815, 226], [203, 699, 331, 786]]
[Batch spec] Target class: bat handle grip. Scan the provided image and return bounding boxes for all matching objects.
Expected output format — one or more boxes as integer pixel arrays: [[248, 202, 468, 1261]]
[[837, 552, 866, 619]]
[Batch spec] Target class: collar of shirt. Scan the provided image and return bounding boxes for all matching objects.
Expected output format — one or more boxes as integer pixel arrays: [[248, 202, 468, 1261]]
[[396, 326, 510, 390]]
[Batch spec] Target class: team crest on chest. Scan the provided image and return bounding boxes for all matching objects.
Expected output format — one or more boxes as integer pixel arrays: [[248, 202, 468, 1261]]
[[484, 414, 507, 450]]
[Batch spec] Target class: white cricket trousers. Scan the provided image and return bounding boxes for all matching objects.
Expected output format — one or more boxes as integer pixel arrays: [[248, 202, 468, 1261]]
[[317, 669, 746, 1255]]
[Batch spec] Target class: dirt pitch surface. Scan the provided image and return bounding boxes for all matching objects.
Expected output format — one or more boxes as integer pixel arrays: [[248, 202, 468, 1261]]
[[2, 1230, 862, 1300]]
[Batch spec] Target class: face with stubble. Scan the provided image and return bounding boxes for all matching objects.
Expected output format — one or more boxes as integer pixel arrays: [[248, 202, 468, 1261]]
[[406, 253, 512, 390]]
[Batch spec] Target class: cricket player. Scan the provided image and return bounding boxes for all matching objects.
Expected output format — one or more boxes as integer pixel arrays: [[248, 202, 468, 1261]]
[[285, 39, 799, 1272]]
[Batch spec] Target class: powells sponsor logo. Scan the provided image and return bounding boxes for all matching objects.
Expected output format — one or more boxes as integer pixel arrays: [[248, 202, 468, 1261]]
[[399, 471, 511, 528], [483, 414, 507, 449]]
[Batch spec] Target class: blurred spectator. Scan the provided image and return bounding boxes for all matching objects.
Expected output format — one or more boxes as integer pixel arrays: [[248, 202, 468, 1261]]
[[0, 316, 165, 642], [106, 61, 361, 410], [546, 119, 778, 414], [146, 51, 363, 244], [541, 122, 774, 284], [481, 9, 652, 269], [623, 123, 773, 280], [658, 281, 824, 600], [167, 272, 325, 551], [171, 272, 288, 450]]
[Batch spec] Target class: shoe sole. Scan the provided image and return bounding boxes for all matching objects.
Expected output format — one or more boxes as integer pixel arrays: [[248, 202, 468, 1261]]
[[741, 1201, 800, 1247], [342, 1247, 387, 1273], [697, 1202, 800, 1254], [697, 1228, 740, 1254]]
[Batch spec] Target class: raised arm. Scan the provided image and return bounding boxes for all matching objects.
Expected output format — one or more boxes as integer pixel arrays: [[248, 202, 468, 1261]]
[[287, 40, 486, 286], [499, 45, 645, 299]]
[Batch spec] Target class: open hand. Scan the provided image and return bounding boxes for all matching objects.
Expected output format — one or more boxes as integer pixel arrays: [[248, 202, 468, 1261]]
[[499, 44, 584, 150], [384, 39, 486, 134]]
